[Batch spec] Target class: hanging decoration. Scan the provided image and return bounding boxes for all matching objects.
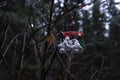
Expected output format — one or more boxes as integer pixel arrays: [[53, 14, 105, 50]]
[[58, 31, 84, 54]]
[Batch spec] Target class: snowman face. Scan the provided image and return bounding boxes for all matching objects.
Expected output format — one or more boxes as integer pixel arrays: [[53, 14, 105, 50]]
[[65, 36, 70, 40]]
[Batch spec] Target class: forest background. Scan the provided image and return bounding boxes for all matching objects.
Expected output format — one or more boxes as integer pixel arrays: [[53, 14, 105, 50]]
[[0, 0, 120, 80]]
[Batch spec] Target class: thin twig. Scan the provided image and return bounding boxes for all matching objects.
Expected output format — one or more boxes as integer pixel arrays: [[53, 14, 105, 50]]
[[56, 52, 79, 80], [0, 53, 13, 79], [0, 22, 9, 50], [48, 0, 54, 34], [32, 1, 48, 24], [0, 33, 22, 64], [15, 32, 26, 80], [11, 39, 17, 74], [36, 47, 57, 76], [90, 56, 105, 80], [44, 47, 57, 80]]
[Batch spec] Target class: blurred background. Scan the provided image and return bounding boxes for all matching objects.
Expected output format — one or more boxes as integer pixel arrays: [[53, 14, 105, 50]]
[[0, 0, 120, 80]]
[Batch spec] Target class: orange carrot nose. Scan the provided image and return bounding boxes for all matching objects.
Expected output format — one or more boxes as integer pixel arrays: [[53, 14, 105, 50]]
[[78, 32, 84, 37]]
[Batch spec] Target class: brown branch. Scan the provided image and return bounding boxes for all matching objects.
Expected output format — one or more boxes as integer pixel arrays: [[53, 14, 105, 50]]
[[31, 37, 43, 72], [90, 56, 105, 80], [0, 52, 13, 79], [32, 0, 48, 24], [56, 52, 79, 80], [44, 47, 57, 80], [0, 33, 22, 64], [0, 22, 9, 50], [48, 0, 54, 34], [15, 32, 26, 80], [36, 47, 57, 76], [11, 39, 18, 74]]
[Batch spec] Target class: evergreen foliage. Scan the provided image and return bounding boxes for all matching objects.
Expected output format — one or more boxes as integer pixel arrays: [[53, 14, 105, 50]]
[[0, 0, 120, 80]]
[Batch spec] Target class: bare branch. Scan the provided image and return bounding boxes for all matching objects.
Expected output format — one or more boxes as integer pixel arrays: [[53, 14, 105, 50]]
[[0, 33, 22, 64], [0, 52, 13, 79], [32, 3, 48, 24], [15, 32, 27, 80], [0, 22, 9, 50], [56, 53, 79, 80]]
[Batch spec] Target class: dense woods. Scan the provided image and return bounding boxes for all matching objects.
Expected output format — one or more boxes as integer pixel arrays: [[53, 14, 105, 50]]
[[0, 0, 120, 80]]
